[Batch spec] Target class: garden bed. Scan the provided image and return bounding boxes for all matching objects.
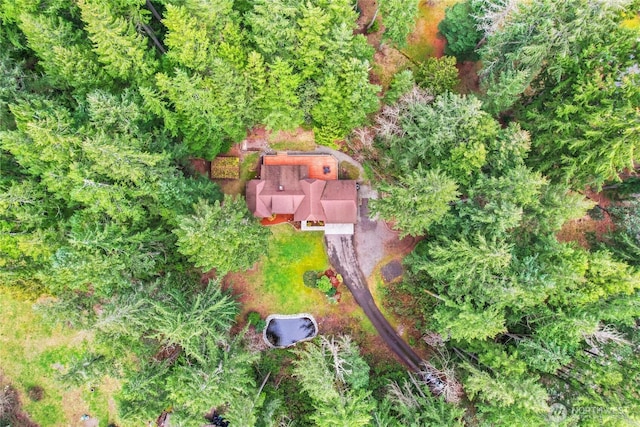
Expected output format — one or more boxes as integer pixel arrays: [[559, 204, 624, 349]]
[[211, 156, 240, 179]]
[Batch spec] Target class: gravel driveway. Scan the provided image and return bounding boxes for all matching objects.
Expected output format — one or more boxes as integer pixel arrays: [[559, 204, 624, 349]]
[[325, 234, 422, 371]]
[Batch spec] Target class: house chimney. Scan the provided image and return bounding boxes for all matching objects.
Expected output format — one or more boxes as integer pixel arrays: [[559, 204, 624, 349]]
[[278, 185, 284, 191]]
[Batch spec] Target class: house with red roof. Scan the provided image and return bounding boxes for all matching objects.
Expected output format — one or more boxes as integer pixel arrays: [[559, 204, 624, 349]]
[[246, 153, 358, 235]]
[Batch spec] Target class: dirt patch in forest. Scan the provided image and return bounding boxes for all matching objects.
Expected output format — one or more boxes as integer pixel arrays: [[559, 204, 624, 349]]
[[188, 158, 210, 178], [356, 0, 384, 45], [244, 126, 269, 151], [405, 0, 456, 61], [457, 60, 482, 94], [364, 0, 466, 90], [556, 189, 615, 249], [557, 216, 614, 249], [372, 46, 411, 89]]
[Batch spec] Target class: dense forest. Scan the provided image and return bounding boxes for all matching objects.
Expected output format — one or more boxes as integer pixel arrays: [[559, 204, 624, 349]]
[[1, 0, 639, 426]]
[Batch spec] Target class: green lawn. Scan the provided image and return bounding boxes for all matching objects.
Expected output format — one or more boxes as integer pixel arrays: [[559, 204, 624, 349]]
[[259, 225, 331, 314], [240, 152, 260, 181], [234, 224, 398, 360], [238, 223, 372, 319], [0, 289, 119, 426]]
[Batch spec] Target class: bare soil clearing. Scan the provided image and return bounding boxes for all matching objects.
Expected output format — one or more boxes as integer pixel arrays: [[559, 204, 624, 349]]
[[557, 189, 614, 249], [405, 0, 454, 61]]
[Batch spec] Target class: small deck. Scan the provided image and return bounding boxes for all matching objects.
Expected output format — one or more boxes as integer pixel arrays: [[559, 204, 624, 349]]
[[263, 153, 338, 180]]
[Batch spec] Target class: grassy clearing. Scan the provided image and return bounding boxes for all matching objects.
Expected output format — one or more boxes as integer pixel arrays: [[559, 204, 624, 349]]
[[270, 140, 316, 152], [0, 289, 120, 426], [240, 152, 260, 181], [232, 225, 402, 363], [367, 258, 403, 331], [404, 0, 457, 61], [238, 225, 375, 329], [262, 225, 330, 313], [349, 309, 376, 335], [269, 129, 316, 151]]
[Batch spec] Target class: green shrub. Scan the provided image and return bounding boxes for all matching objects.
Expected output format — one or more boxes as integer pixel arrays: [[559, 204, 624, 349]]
[[383, 69, 414, 104], [325, 287, 337, 297], [438, 1, 481, 61], [414, 56, 460, 95], [313, 123, 343, 149], [303, 270, 320, 288], [247, 311, 266, 331], [316, 276, 333, 293], [366, 19, 380, 34]]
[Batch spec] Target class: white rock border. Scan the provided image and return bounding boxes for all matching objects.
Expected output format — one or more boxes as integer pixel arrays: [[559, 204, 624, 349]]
[[263, 313, 318, 348]]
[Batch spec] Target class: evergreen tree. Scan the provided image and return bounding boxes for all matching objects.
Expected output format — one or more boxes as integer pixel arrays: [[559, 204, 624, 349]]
[[173, 196, 270, 276], [379, 0, 420, 48], [414, 56, 460, 95], [370, 167, 459, 237], [78, 0, 158, 82], [438, 1, 481, 61], [17, 12, 109, 93], [293, 336, 376, 427]]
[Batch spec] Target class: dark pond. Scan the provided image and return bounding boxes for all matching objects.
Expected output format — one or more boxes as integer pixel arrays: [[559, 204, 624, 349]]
[[265, 316, 317, 348]]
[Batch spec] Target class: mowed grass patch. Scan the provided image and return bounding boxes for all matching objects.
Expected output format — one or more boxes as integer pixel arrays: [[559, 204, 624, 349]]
[[0, 289, 119, 426], [240, 152, 260, 181], [261, 225, 331, 314]]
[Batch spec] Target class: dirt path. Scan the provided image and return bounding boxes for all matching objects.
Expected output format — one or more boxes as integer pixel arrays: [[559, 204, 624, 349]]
[[325, 234, 422, 371]]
